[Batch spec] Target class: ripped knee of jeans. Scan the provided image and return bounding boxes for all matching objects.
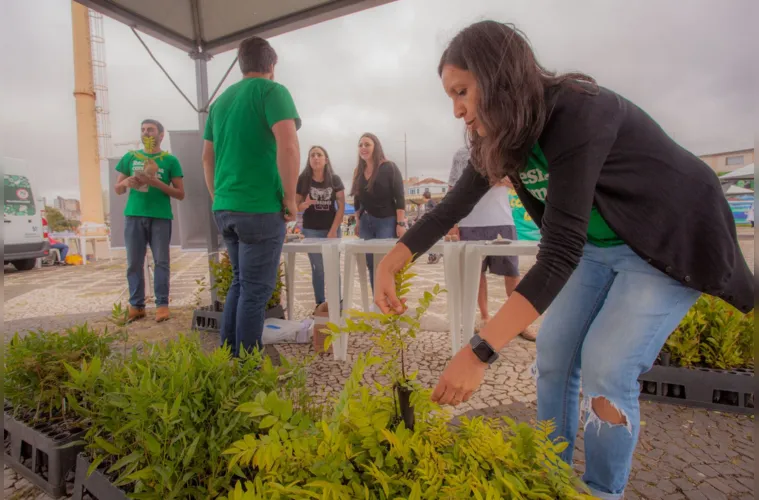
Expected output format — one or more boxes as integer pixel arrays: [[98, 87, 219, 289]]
[[582, 394, 632, 435]]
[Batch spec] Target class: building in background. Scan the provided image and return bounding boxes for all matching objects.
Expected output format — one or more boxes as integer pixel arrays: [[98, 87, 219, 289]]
[[699, 148, 754, 175], [404, 177, 447, 214], [53, 196, 82, 221]]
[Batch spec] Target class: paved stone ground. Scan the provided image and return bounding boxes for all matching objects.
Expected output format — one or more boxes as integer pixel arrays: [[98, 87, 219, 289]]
[[4, 232, 755, 499]]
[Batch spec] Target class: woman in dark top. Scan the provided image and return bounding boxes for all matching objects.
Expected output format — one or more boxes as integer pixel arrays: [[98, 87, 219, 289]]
[[296, 146, 345, 306], [373, 21, 753, 500], [350, 133, 407, 291]]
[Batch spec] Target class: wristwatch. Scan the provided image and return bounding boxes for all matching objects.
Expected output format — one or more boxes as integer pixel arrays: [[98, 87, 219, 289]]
[[396, 221, 407, 228], [469, 334, 499, 365]]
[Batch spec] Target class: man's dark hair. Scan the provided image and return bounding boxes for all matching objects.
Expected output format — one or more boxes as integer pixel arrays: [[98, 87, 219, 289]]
[[423, 190, 432, 199], [238, 36, 278, 74], [141, 119, 164, 134]]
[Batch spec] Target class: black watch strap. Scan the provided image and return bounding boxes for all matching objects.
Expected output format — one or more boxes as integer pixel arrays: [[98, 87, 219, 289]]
[[470, 334, 499, 365]]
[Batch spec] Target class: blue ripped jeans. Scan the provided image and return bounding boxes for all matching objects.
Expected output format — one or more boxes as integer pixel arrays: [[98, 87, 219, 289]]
[[534, 244, 699, 499], [214, 211, 285, 357]]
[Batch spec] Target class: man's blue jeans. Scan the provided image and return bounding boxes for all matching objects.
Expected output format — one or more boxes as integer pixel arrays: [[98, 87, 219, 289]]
[[125, 216, 172, 308], [214, 211, 285, 357], [534, 244, 699, 499]]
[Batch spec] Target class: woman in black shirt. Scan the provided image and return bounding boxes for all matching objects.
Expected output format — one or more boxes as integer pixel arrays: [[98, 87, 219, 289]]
[[350, 133, 407, 291], [372, 21, 753, 500], [296, 146, 345, 306]]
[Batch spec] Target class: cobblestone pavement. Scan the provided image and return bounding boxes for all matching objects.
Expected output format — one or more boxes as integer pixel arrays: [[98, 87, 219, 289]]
[[4, 234, 755, 499]]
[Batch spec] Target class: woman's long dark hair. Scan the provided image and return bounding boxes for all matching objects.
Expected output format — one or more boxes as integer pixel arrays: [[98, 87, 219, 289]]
[[350, 133, 387, 196], [438, 21, 597, 184], [299, 145, 335, 195]]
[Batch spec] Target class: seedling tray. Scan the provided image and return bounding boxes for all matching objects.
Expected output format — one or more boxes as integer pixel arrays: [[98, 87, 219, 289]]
[[71, 453, 129, 500], [4, 408, 85, 498], [192, 303, 285, 332], [639, 363, 754, 414]]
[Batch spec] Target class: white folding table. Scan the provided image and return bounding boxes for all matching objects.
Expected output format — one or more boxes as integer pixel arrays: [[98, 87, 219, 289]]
[[281, 238, 344, 357], [339, 238, 466, 359], [459, 240, 540, 349]]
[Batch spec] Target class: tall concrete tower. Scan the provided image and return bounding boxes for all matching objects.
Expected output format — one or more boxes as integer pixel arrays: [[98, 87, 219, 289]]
[[71, 1, 105, 232]]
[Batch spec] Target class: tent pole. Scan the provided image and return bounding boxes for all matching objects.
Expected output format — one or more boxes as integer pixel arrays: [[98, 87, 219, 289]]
[[193, 52, 219, 306]]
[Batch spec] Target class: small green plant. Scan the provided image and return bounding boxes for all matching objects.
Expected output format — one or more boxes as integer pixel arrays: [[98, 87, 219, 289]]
[[664, 295, 754, 370], [193, 277, 207, 308], [65, 334, 315, 499], [325, 258, 443, 429], [4, 325, 116, 425], [210, 252, 284, 310], [110, 302, 131, 358]]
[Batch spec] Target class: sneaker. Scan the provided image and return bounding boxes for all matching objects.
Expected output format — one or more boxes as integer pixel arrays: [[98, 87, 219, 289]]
[[128, 306, 146, 323], [156, 306, 170, 323]]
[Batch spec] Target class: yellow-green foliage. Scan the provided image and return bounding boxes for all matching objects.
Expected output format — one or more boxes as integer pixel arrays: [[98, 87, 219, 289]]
[[222, 260, 592, 499], [142, 135, 156, 152], [222, 354, 592, 500], [665, 295, 754, 370], [210, 253, 284, 310]]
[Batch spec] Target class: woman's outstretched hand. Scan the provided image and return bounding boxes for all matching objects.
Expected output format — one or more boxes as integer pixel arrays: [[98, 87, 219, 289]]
[[374, 243, 413, 314]]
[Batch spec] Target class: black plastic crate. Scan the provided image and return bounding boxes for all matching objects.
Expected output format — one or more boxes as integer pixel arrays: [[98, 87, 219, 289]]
[[71, 453, 129, 500], [4, 410, 86, 498], [639, 364, 754, 414], [192, 303, 285, 332]]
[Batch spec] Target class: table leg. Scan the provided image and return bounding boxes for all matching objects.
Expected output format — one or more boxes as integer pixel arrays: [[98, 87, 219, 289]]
[[343, 251, 356, 315], [461, 246, 482, 349], [285, 253, 296, 320], [80, 237, 87, 265], [356, 253, 370, 311], [442, 244, 462, 357], [322, 245, 344, 360]]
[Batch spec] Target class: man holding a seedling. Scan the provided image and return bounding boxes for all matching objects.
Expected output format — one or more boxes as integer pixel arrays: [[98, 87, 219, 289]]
[[114, 119, 185, 323], [202, 35, 301, 357]]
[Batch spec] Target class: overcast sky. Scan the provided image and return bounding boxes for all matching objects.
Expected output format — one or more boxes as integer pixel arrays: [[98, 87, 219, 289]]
[[1, 0, 755, 203]]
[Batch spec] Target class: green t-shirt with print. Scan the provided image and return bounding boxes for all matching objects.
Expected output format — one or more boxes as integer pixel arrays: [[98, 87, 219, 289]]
[[204, 78, 301, 214], [508, 188, 541, 241], [115, 150, 183, 220], [519, 144, 623, 247]]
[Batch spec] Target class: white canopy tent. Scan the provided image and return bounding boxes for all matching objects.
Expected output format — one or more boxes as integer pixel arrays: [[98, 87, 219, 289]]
[[725, 185, 754, 195], [719, 163, 754, 181], [719, 163, 754, 195], [74, 0, 396, 300]]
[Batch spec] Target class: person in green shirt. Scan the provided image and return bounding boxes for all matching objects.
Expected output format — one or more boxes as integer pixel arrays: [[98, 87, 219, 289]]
[[114, 119, 185, 323], [202, 35, 301, 357], [507, 188, 541, 241]]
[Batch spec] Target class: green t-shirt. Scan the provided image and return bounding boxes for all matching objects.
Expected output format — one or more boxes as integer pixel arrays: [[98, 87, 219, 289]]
[[508, 188, 541, 241], [115, 150, 183, 220], [204, 78, 301, 214], [519, 144, 624, 247]]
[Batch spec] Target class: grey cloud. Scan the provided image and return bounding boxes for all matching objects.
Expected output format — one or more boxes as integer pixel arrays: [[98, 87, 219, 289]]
[[0, 0, 754, 201]]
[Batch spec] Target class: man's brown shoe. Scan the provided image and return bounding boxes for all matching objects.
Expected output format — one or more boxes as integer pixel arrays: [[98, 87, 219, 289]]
[[128, 306, 146, 323], [156, 306, 170, 323]]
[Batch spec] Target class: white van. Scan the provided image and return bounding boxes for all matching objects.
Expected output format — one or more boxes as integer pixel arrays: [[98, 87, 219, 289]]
[[3, 157, 48, 271]]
